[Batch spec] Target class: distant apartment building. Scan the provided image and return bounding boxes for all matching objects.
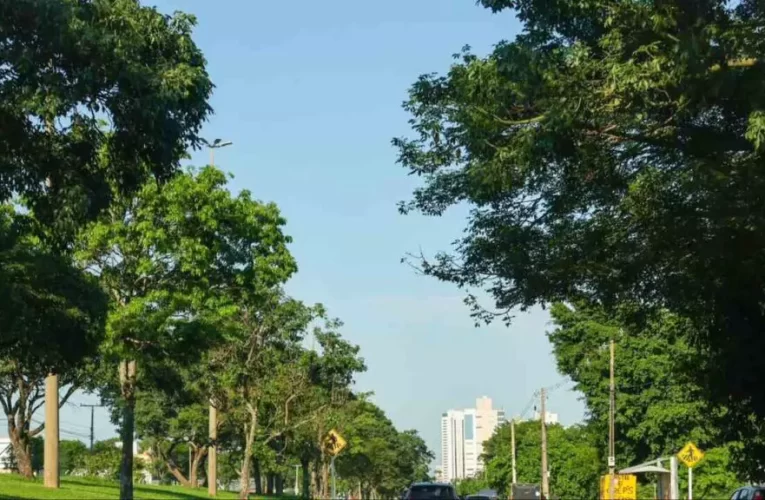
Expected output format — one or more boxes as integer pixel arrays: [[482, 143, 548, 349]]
[[441, 396, 506, 483]]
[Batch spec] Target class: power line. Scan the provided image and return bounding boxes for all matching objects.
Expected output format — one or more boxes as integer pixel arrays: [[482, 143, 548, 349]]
[[516, 378, 570, 421]]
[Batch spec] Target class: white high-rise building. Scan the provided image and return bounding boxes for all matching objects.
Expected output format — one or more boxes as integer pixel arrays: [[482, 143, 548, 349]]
[[440, 397, 505, 483]]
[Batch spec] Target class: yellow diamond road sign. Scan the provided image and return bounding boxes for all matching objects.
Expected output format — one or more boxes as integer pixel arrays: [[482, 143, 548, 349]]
[[324, 429, 347, 456], [678, 442, 704, 468]]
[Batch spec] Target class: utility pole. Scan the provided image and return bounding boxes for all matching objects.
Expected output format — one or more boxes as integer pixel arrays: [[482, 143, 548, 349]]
[[608, 339, 616, 500], [80, 404, 103, 451], [511, 418, 517, 485], [540, 388, 549, 499]]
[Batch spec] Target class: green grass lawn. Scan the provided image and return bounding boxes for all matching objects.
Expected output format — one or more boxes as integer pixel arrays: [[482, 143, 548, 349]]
[[0, 474, 248, 499]]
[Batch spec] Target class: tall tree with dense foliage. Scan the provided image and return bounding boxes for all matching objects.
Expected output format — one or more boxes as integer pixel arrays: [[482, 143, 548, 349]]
[[395, 0, 765, 440], [548, 301, 751, 486], [0, 0, 212, 227], [1, 0, 212, 483], [77, 166, 295, 499], [0, 207, 106, 477], [548, 302, 717, 465]]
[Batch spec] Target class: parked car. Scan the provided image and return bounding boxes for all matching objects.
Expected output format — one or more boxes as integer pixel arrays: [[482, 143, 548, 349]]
[[404, 482, 460, 499], [731, 486, 765, 500]]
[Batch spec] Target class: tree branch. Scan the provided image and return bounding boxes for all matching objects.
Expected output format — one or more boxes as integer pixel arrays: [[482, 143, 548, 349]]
[[264, 404, 328, 445], [59, 384, 78, 409]]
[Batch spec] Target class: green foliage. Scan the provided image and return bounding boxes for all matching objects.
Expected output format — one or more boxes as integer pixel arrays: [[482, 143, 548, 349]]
[[335, 400, 434, 498], [77, 165, 297, 496], [683, 446, 741, 499], [548, 302, 718, 465], [395, 0, 765, 448], [0, 206, 106, 370], [0, 206, 106, 476], [548, 301, 752, 485], [59, 440, 88, 475], [455, 476, 489, 496], [78, 165, 296, 365], [83, 439, 142, 481], [0, 0, 213, 225], [483, 421, 600, 499]]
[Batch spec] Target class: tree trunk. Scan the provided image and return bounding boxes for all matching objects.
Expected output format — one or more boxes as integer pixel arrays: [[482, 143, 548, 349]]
[[190, 445, 205, 488], [165, 460, 191, 487], [253, 459, 262, 495], [321, 462, 329, 499], [9, 433, 33, 478], [311, 461, 320, 499], [119, 360, 137, 500], [266, 472, 274, 495], [301, 458, 310, 499], [276, 473, 283, 496], [239, 406, 258, 500]]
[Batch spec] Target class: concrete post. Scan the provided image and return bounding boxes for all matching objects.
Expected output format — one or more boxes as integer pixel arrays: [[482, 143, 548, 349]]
[[44, 374, 59, 488]]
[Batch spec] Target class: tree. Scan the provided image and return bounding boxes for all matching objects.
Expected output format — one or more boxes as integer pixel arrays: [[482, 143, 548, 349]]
[[483, 420, 600, 499], [395, 0, 765, 437], [0, 207, 106, 477], [213, 294, 310, 500], [83, 438, 145, 482], [1, 0, 212, 482], [285, 327, 367, 499], [547, 301, 756, 484], [135, 381, 209, 487], [548, 302, 719, 466], [77, 166, 295, 500], [60, 440, 88, 475], [0, 0, 212, 227], [335, 400, 433, 499], [455, 476, 489, 497], [212, 299, 366, 500]]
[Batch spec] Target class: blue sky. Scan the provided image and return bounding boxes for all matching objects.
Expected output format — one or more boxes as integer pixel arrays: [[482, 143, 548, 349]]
[[21, 0, 585, 458]]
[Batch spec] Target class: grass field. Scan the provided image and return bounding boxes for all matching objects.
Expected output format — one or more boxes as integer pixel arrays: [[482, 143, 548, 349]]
[[0, 474, 248, 499]]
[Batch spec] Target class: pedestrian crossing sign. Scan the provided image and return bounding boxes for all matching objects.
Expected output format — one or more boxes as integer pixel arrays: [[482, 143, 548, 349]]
[[677, 442, 704, 468], [324, 429, 347, 456]]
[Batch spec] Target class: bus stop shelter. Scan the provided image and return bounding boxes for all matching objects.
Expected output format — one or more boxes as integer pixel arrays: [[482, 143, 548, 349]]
[[619, 456, 679, 500]]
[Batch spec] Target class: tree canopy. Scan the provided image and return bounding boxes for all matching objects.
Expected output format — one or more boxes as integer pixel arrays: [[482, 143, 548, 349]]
[[396, 0, 765, 431], [482, 420, 600, 499], [0, 0, 213, 223], [77, 165, 297, 498], [0, 206, 106, 477], [547, 300, 762, 489]]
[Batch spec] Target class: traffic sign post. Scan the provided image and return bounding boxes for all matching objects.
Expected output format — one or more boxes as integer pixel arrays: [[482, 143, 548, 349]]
[[331, 455, 337, 500], [677, 442, 704, 500], [324, 429, 347, 499]]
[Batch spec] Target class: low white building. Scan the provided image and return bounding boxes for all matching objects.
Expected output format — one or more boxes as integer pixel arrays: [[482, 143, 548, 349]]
[[0, 437, 13, 473], [533, 410, 559, 425]]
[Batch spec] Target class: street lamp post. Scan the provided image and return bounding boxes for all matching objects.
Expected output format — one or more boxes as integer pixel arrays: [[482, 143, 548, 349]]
[[201, 138, 231, 497], [202, 138, 233, 167]]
